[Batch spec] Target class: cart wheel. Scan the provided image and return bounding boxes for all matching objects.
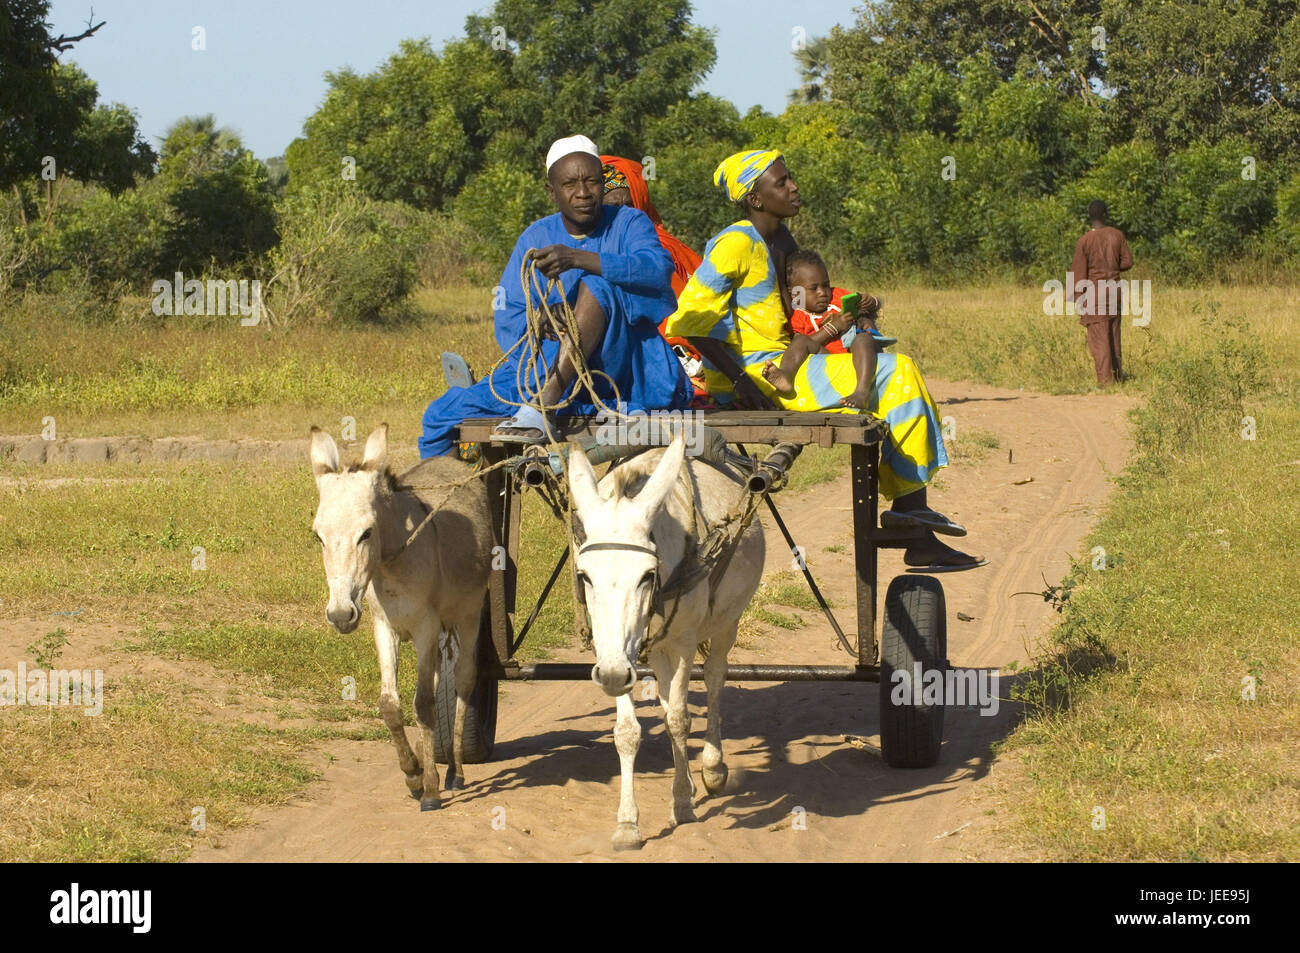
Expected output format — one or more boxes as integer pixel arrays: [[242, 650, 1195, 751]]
[[433, 628, 498, 765], [878, 574, 947, 768]]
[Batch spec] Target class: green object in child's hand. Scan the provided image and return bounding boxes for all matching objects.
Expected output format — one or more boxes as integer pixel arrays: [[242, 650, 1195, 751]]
[[839, 292, 860, 321]]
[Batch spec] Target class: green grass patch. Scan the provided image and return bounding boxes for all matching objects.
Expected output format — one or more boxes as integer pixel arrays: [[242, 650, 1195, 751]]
[[993, 311, 1300, 860]]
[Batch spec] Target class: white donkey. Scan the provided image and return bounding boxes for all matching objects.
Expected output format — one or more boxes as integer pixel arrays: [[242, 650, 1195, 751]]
[[310, 423, 493, 810], [568, 433, 765, 849]]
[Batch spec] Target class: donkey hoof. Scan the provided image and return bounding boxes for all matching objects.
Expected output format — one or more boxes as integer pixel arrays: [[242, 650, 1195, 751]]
[[672, 805, 698, 827], [420, 796, 442, 812], [444, 774, 465, 791], [611, 823, 644, 851], [702, 762, 729, 795]]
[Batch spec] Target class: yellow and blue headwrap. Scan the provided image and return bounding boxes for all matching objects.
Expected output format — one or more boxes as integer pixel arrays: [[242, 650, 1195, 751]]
[[713, 149, 782, 201]]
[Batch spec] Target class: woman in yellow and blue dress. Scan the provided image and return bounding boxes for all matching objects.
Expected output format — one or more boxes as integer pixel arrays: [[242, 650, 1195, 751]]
[[664, 149, 985, 572]]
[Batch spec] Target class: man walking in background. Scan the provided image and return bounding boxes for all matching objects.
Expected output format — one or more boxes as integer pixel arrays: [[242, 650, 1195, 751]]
[[1071, 200, 1133, 387]]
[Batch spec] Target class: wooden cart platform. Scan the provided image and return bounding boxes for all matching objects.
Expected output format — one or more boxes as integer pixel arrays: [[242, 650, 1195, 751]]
[[454, 410, 929, 682]]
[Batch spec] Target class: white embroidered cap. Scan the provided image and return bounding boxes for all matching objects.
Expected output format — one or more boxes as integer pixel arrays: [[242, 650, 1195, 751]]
[[545, 135, 600, 172]]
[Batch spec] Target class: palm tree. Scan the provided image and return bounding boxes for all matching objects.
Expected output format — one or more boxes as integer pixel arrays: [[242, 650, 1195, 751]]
[[789, 36, 831, 105], [160, 115, 243, 172]]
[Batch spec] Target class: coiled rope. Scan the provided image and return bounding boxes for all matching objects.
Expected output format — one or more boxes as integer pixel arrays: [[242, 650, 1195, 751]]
[[481, 253, 642, 426]]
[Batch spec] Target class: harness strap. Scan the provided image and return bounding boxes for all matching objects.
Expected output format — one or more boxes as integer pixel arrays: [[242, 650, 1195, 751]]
[[568, 451, 761, 658], [578, 542, 658, 557]]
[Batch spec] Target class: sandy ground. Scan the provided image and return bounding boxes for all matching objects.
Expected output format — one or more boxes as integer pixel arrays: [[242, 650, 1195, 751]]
[[169, 378, 1135, 863]]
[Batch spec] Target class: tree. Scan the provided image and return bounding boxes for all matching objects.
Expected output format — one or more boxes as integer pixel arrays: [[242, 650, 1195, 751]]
[[827, 0, 1106, 104], [0, 0, 110, 191], [286, 0, 717, 209], [789, 36, 830, 105], [285, 39, 485, 208], [1101, 0, 1300, 159], [828, 0, 1300, 161], [156, 118, 278, 273]]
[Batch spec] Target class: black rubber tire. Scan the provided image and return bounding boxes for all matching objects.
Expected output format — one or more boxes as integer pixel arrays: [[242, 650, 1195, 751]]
[[878, 574, 947, 768], [433, 629, 498, 765]]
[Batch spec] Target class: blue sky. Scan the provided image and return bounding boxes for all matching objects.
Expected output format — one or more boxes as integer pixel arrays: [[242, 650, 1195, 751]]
[[47, 0, 864, 160]]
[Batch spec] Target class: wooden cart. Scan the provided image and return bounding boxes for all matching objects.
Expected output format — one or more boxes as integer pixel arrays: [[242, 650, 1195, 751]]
[[436, 411, 949, 769]]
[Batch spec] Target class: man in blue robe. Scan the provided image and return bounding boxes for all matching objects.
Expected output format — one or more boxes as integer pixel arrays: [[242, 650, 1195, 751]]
[[419, 135, 690, 457]]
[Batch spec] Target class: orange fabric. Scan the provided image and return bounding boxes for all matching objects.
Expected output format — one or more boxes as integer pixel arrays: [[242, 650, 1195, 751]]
[[600, 155, 702, 305], [601, 155, 659, 221], [656, 226, 702, 297]]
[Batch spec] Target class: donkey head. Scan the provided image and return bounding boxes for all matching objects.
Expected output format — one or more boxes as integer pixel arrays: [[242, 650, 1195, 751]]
[[569, 434, 686, 696], [309, 423, 389, 634]]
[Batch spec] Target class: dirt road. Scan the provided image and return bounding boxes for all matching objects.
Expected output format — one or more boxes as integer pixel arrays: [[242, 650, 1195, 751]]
[[178, 378, 1134, 862]]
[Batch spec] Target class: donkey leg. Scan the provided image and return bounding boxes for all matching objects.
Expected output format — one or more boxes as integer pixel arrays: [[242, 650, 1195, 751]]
[[373, 608, 421, 797], [413, 617, 444, 811], [700, 622, 738, 795], [611, 690, 643, 850], [652, 647, 696, 826], [449, 617, 480, 791]]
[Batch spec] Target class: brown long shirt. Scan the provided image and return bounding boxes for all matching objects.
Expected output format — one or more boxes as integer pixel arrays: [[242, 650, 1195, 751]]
[[1071, 226, 1133, 323]]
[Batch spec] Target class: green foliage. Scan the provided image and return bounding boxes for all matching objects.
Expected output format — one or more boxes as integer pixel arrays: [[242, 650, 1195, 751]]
[[52, 64, 155, 192], [450, 161, 552, 265], [42, 180, 170, 293], [15, 117, 276, 296], [1127, 311, 1268, 476], [284, 39, 484, 208], [286, 0, 716, 215], [1274, 170, 1300, 254], [1104, 0, 1300, 159], [155, 116, 278, 274], [0, 2, 113, 190], [827, 0, 1105, 103], [6, 0, 1300, 301], [1059, 140, 1168, 243], [267, 180, 429, 325], [464, 0, 716, 161], [27, 628, 68, 669]]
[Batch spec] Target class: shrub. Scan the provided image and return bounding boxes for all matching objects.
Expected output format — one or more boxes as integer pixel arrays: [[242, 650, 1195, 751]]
[[450, 161, 552, 266], [1272, 170, 1300, 255], [266, 182, 429, 325], [42, 182, 171, 292], [1128, 311, 1268, 475]]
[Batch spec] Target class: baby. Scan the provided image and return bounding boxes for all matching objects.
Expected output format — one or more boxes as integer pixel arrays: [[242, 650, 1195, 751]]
[[762, 249, 887, 409]]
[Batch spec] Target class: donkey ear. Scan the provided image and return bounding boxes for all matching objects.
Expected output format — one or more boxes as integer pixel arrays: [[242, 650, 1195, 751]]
[[635, 432, 686, 521], [361, 423, 388, 472], [310, 426, 339, 479], [567, 441, 602, 518]]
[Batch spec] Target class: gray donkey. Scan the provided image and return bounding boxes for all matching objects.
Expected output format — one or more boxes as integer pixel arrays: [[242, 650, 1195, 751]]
[[309, 423, 493, 810]]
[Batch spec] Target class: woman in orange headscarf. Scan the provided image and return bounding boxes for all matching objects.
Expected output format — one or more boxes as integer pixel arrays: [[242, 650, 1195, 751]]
[[600, 155, 701, 299], [600, 155, 709, 403]]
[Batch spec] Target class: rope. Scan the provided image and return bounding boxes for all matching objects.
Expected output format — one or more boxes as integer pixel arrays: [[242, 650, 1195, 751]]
[[485, 254, 640, 426], [382, 455, 515, 565]]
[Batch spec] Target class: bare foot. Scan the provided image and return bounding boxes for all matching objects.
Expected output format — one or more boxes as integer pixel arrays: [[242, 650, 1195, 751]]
[[762, 360, 795, 394], [839, 390, 871, 409]]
